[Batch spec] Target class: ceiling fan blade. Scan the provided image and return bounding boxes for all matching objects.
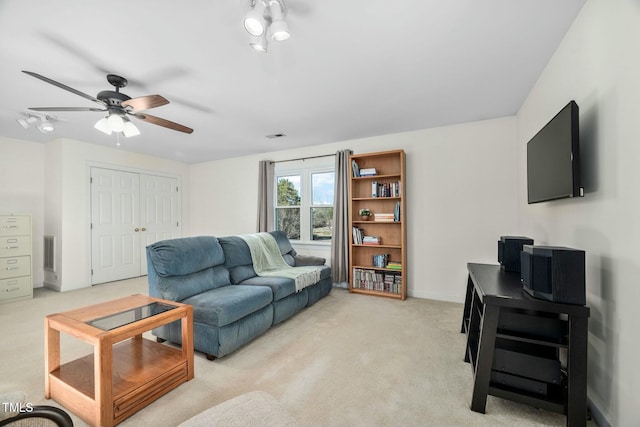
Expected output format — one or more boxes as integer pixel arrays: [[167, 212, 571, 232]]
[[132, 113, 193, 134], [22, 71, 107, 107], [28, 107, 107, 112], [121, 95, 169, 112]]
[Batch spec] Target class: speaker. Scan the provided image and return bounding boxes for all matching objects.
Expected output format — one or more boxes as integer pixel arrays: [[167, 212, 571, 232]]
[[498, 236, 534, 272], [520, 245, 586, 305]]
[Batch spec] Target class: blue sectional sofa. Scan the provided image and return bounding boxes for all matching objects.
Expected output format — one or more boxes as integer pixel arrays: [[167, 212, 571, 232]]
[[146, 231, 332, 359]]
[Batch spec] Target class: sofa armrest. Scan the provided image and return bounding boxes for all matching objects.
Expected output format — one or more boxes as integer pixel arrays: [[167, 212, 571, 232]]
[[294, 254, 326, 266]]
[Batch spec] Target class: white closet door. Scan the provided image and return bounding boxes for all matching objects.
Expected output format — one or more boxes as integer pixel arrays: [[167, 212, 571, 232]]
[[139, 174, 181, 274], [91, 168, 141, 284]]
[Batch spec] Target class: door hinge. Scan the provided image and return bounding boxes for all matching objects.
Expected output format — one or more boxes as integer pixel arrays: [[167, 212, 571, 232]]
[[91, 269, 93, 275], [90, 177, 93, 184], [90, 223, 93, 229], [176, 221, 179, 227], [176, 186, 179, 192]]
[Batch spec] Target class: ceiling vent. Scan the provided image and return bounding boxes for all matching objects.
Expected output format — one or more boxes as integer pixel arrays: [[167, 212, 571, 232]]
[[266, 133, 286, 139]]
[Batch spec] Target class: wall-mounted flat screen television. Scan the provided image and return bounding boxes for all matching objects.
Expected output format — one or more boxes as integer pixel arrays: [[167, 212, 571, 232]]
[[527, 100, 583, 204]]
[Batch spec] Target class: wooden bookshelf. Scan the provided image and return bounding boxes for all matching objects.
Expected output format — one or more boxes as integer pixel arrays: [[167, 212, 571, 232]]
[[349, 149, 406, 300]]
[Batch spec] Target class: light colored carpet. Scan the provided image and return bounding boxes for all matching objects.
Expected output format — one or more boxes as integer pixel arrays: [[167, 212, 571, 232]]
[[0, 277, 597, 426]]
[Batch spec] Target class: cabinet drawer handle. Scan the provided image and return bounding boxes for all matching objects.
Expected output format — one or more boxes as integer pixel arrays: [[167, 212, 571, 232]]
[[3, 225, 18, 229], [4, 246, 19, 250], [5, 267, 19, 271], [6, 287, 20, 292], [7, 280, 17, 285]]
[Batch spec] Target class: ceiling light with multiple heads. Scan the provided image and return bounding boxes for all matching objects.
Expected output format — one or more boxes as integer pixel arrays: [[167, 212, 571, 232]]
[[94, 112, 140, 138], [244, 0, 290, 53], [16, 113, 56, 133]]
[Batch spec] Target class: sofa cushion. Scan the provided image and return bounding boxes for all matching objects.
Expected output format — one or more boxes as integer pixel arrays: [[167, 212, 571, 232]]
[[239, 275, 296, 301], [268, 230, 296, 256], [219, 236, 257, 283], [219, 236, 253, 266], [317, 265, 332, 281], [227, 264, 257, 284], [182, 285, 273, 327], [282, 253, 295, 267], [157, 265, 231, 302], [148, 236, 225, 277]]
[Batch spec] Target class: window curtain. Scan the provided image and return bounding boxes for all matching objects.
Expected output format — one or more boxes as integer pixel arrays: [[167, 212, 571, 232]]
[[256, 160, 274, 232], [331, 149, 352, 285]]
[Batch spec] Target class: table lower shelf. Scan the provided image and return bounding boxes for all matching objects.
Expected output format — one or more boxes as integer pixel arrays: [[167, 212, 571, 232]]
[[49, 337, 188, 425]]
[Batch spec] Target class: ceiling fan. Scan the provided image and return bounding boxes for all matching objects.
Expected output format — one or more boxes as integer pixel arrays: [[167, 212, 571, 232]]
[[22, 70, 194, 137]]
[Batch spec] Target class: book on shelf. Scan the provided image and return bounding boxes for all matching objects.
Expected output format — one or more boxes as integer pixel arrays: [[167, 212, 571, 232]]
[[359, 168, 377, 176], [371, 181, 401, 198], [352, 267, 402, 294], [352, 226, 364, 244], [362, 236, 380, 245], [394, 202, 401, 221], [372, 253, 390, 268], [373, 213, 395, 222], [351, 159, 360, 177], [387, 261, 402, 271]]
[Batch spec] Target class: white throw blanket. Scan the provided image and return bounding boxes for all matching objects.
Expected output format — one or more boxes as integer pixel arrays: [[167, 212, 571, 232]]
[[240, 233, 321, 292]]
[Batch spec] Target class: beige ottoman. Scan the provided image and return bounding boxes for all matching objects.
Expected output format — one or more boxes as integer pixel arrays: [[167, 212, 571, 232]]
[[177, 391, 298, 427]]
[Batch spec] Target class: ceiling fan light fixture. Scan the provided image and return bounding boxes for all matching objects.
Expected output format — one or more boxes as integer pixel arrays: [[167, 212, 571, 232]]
[[94, 117, 112, 135], [244, 0, 267, 36], [122, 120, 140, 138], [107, 113, 125, 132]]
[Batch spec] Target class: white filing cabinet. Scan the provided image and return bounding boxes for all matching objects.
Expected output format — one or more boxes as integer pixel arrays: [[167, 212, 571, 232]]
[[0, 214, 32, 303]]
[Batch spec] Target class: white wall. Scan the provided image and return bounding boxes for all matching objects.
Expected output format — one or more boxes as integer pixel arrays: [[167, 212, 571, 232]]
[[49, 138, 191, 291], [0, 137, 191, 292], [0, 137, 45, 287], [191, 116, 518, 301], [516, 0, 639, 424]]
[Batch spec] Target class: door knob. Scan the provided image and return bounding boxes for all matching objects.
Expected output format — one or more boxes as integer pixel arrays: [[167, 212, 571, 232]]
[[134, 228, 140, 232], [141, 227, 146, 231]]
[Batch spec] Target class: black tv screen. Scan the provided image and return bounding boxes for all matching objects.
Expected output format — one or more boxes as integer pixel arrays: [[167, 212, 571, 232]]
[[527, 100, 582, 204]]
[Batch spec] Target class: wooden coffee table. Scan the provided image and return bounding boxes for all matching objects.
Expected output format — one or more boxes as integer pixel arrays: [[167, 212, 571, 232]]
[[44, 294, 194, 427]]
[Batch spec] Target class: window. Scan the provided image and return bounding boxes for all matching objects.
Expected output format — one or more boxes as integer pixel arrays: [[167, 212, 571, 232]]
[[275, 159, 334, 243], [311, 172, 334, 240], [276, 175, 301, 240]]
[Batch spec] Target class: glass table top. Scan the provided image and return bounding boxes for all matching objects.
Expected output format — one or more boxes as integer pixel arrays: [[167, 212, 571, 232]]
[[87, 302, 177, 331]]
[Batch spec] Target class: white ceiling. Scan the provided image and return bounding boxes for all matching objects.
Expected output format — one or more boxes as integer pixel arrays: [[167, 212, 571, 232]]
[[0, 0, 586, 164]]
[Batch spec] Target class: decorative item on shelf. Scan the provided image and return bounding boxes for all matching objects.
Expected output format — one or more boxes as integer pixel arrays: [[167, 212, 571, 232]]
[[359, 208, 372, 220]]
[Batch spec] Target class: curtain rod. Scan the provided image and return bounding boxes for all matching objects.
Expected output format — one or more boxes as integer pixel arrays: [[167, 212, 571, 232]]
[[270, 153, 335, 164]]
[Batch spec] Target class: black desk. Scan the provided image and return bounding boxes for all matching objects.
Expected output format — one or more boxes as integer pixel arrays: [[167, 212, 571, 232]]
[[461, 263, 589, 427]]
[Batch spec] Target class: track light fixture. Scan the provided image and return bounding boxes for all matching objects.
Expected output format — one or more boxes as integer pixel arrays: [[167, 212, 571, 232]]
[[243, 0, 290, 53], [244, 0, 267, 36], [38, 121, 55, 133], [16, 113, 56, 133]]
